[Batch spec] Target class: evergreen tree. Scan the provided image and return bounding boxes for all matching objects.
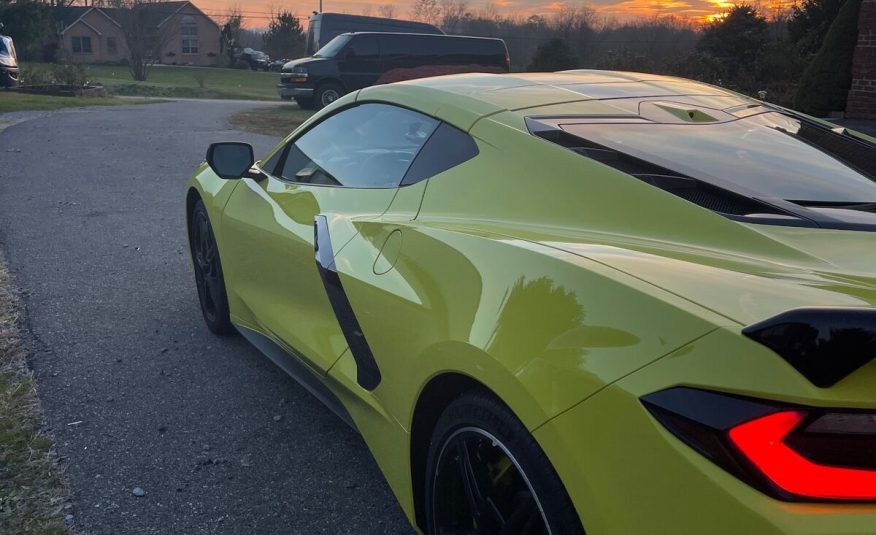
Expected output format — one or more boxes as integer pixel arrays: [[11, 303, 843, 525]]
[[527, 38, 577, 72], [263, 11, 305, 61]]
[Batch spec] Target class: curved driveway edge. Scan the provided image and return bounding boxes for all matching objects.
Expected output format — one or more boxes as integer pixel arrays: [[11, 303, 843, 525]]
[[0, 101, 412, 534]]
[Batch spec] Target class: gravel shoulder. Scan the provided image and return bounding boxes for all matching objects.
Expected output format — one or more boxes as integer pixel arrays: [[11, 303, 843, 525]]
[[0, 101, 412, 534]]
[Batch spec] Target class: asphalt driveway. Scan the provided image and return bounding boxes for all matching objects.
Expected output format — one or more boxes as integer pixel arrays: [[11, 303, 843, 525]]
[[0, 101, 412, 534]]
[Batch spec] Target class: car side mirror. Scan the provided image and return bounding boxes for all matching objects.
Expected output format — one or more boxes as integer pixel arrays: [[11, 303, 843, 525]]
[[206, 142, 254, 180]]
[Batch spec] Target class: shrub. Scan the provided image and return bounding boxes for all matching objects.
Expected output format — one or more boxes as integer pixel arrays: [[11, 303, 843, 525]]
[[794, 0, 862, 116], [191, 70, 209, 88], [51, 61, 89, 87], [18, 64, 55, 86]]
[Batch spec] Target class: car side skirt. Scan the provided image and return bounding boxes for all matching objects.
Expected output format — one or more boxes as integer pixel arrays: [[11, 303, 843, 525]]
[[235, 324, 357, 432]]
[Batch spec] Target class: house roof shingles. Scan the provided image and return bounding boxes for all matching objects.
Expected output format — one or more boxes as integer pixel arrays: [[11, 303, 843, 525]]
[[54, 2, 193, 31], [53, 6, 92, 30]]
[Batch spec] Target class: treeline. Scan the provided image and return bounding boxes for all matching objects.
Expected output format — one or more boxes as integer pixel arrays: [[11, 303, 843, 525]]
[[407, 0, 856, 110], [2, 0, 861, 113]]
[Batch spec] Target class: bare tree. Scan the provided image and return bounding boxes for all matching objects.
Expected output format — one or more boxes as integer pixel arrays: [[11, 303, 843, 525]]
[[440, 0, 469, 33], [220, 8, 243, 67], [410, 0, 441, 25], [550, 4, 598, 38], [36, 0, 78, 6], [377, 4, 396, 18], [108, 0, 173, 81]]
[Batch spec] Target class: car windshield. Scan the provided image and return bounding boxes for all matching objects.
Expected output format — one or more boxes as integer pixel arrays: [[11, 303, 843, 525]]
[[313, 35, 350, 58], [561, 112, 876, 204], [0, 37, 11, 58]]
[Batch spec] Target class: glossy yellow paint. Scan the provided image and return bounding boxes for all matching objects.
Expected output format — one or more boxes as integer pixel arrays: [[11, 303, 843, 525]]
[[535, 329, 876, 534], [187, 71, 876, 533]]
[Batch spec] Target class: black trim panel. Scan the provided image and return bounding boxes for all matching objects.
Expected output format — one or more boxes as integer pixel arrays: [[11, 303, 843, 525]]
[[743, 307, 876, 388], [641, 387, 794, 501], [314, 215, 382, 391], [401, 122, 479, 186], [235, 324, 357, 431]]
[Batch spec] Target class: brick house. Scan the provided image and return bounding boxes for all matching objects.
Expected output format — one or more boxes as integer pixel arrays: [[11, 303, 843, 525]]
[[55, 1, 220, 66], [847, 0, 876, 118]]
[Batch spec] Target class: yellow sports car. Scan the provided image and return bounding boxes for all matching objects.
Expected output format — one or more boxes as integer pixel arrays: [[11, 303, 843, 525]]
[[187, 71, 876, 534]]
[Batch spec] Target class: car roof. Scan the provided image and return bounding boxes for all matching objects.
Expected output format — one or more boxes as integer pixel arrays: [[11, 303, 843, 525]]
[[357, 70, 755, 131], [343, 32, 501, 41]]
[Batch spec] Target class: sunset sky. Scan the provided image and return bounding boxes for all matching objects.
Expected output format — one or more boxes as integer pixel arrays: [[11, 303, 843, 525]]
[[189, 0, 788, 27]]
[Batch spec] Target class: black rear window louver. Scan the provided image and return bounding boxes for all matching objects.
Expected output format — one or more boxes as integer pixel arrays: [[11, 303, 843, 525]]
[[796, 122, 876, 179], [537, 129, 786, 218]]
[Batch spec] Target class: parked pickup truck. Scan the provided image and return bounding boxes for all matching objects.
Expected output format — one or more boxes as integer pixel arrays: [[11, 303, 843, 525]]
[[1, 32, 18, 88], [278, 32, 509, 109]]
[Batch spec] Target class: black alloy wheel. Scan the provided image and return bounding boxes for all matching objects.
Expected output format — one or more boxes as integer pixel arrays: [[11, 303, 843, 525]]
[[425, 393, 585, 535], [189, 201, 233, 335]]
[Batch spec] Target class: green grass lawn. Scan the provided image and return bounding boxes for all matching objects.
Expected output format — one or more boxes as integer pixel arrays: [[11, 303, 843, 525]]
[[37, 63, 282, 100], [0, 91, 135, 114], [228, 106, 314, 137]]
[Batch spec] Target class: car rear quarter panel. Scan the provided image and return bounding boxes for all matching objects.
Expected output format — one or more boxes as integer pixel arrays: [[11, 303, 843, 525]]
[[535, 327, 876, 535], [330, 215, 733, 430], [325, 217, 734, 528]]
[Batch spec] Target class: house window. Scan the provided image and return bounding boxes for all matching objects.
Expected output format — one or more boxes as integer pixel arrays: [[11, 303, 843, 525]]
[[107, 37, 117, 55], [71, 36, 92, 54], [181, 15, 198, 54]]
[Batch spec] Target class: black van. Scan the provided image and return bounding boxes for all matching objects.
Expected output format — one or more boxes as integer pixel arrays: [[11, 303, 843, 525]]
[[304, 13, 444, 57], [278, 32, 510, 109]]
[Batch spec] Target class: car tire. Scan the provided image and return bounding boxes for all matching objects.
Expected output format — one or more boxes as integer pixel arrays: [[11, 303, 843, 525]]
[[424, 392, 584, 535], [295, 97, 315, 110], [188, 200, 234, 336], [314, 82, 343, 109]]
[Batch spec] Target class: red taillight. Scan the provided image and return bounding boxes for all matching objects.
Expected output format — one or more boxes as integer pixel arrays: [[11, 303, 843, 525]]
[[729, 411, 876, 500], [644, 387, 876, 503]]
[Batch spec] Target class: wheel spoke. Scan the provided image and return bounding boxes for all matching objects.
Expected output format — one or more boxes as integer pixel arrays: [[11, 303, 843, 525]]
[[204, 273, 222, 310], [457, 440, 506, 532], [457, 441, 485, 526], [433, 430, 552, 535], [502, 490, 541, 534]]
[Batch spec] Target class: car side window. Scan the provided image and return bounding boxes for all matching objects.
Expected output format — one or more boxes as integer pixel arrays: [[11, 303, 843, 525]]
[[347, 35, 378, 59], [278, 103, 439, 188], [402, 122, 479, 185]]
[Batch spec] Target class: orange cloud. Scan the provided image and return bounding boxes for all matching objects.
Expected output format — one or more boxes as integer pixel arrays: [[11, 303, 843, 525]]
[[194, 0, 791, 27]]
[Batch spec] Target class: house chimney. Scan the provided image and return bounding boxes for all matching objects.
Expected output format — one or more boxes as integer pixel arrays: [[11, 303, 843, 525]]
[[847, 0, 876, 118]]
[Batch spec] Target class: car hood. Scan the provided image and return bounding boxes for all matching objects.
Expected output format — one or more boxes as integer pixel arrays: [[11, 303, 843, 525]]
[[282, 57, 331, 70], [529, 223, 876, 327]]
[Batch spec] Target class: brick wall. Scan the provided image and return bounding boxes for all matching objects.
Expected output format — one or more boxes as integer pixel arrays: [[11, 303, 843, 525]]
[[847, 0, 876, 118]]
